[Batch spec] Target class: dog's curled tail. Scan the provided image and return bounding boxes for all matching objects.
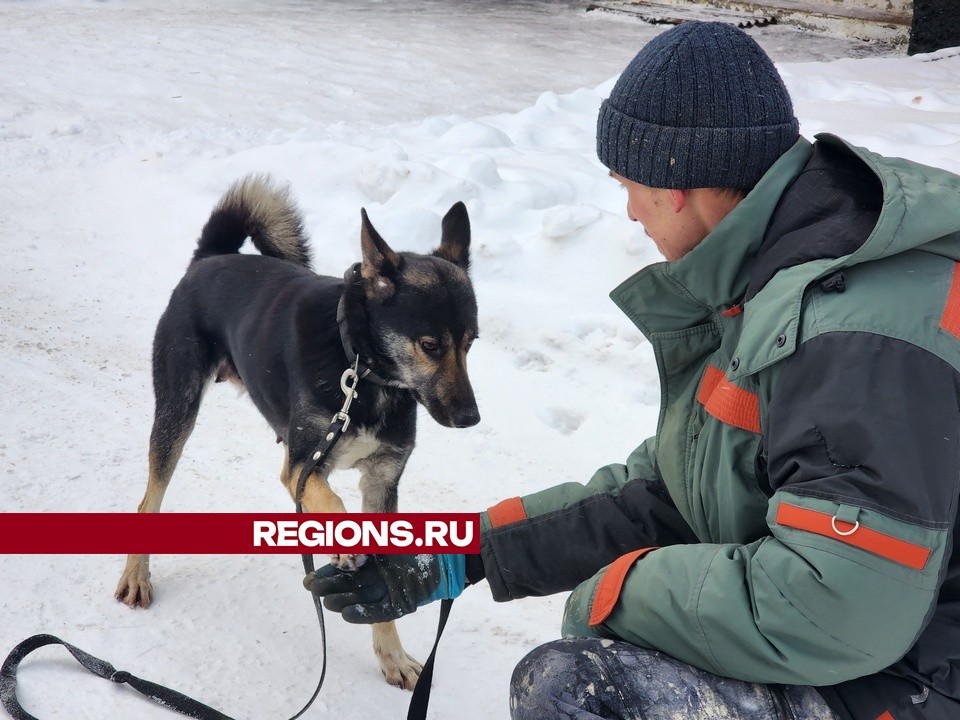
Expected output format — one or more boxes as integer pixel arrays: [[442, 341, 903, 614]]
[[192, 174, 311, 267]]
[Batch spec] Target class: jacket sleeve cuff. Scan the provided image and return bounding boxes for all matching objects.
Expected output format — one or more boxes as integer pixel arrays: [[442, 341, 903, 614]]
[[481, 497, 527, 532], [561, 547, 659, 637], [464, 554, 486, 586], [588, 547, 659, 626]]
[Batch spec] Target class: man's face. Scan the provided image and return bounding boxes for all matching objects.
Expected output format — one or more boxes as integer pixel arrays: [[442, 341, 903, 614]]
[[611, 172, 704, 262]]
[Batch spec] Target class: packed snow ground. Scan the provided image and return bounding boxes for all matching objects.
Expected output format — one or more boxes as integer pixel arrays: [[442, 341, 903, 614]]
[[2, 1, 959, 718]]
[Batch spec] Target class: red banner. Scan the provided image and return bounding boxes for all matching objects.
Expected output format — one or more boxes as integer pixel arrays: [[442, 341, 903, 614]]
[[0, 513, 481, 554]]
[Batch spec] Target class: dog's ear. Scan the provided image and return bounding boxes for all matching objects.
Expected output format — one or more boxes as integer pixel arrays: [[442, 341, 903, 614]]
[[360, 208, 401, 301], [433, 201, 471, 272]]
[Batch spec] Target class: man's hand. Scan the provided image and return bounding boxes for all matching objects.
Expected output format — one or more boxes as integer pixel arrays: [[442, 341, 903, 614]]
[[305, 554, 466, 623]]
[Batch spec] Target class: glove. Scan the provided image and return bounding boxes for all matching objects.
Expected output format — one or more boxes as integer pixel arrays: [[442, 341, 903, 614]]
[[304, 554, 466, 623]]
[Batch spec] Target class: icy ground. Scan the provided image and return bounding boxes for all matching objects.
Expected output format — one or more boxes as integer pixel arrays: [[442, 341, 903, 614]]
[[1, 1, 959, 718]]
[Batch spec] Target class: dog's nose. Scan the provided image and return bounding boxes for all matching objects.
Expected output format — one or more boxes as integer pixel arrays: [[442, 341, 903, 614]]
[[452, 407, 480, 428]]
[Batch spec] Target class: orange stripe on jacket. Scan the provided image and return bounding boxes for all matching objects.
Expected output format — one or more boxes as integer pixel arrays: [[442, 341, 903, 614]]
[[486, 497, 527, 528], [697, 365, 724, 405], [941, 262, 960, 339], [697, 365, 761, 434], [588, 547, 658, 627], [776, 503, 931, 571], [876, 712, 895, 720]]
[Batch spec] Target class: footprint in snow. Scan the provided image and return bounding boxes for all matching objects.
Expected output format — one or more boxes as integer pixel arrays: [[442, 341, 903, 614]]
[[537, 406, 585, 435], [515, 349, 552, 372]]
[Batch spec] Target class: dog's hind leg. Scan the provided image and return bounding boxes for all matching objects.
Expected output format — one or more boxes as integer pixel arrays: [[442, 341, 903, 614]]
[[116, 324, 208, 608]]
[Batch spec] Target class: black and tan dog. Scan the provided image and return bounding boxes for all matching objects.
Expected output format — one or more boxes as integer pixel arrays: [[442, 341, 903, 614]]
[[115, 175, 480, 689]]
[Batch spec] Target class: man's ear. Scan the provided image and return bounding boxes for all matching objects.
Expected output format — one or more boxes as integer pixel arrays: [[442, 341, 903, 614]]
[[669, 189, 687, 214], [360, 208, 401, 301], [433, 201, 471, 272]]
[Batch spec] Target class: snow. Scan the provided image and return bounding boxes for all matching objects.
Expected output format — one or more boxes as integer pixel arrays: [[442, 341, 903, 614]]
[[1, 1, 959, 718]]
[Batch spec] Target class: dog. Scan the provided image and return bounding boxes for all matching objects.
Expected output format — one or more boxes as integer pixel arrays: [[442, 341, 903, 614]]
[[115, 175, 480, 690]]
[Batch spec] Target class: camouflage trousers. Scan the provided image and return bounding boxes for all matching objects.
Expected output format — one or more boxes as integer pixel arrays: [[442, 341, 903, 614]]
[[510, 638, 840, 720]]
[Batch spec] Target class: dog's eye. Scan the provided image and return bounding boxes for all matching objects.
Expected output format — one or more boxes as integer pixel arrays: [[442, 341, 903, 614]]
[[419, 338, 440, 355]]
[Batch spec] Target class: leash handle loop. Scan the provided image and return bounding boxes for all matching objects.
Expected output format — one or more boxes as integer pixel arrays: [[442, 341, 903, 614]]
[[1, 634, 234, 720]]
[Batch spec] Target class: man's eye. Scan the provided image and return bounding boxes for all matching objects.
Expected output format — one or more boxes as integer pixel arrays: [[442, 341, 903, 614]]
[[419, 338, 440, 354]]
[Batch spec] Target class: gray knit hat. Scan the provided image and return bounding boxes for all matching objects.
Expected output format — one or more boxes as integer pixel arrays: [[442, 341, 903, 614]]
[[596, 22, 799, 190]]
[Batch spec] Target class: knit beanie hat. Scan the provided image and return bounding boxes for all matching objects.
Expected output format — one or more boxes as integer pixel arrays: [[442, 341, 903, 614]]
[[596, 22, 799, 190]]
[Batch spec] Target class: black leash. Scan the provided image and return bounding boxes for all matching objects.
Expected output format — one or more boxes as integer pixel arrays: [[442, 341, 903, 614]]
[[405, 599, 453, 720], [294, 367, 454, 720], [0, 603, 452, 720], [1, 363, 452, 720]]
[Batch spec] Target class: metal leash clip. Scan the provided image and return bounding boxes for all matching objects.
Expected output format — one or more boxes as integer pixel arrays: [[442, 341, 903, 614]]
[[333, 359, 361, 432], [312, 359, 361, 461]]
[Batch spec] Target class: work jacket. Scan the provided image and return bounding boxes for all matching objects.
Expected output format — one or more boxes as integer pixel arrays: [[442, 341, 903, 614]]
[[479, 135, 960, 720]]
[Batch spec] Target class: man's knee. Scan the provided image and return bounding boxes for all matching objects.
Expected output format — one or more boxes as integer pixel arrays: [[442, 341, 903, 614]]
[[509, 637, 839, 720], [510, 638, 618, 720]]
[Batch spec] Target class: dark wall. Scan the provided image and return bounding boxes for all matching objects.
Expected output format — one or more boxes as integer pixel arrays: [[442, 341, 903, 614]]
[[909, 0, 960, 54]]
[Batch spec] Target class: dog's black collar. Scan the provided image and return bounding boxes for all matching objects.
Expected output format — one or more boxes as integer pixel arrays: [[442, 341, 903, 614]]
[[336, 294, 404, 388]]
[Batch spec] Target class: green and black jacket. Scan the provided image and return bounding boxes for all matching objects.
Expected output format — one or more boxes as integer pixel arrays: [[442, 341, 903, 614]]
[[478, 135, 960, 720]]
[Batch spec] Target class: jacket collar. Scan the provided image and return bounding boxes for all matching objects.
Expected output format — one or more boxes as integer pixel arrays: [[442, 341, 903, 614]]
[[733, 134, 960, 379], [609, 137, 813, 338], [612, 132, 960, 381]]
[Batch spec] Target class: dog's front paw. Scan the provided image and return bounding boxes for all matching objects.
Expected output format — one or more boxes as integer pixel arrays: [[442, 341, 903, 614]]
[[115, 572, 153, 608], [115, 554, 154, 608], [329, 553, 368, 572], [376, 643, 423, 690]]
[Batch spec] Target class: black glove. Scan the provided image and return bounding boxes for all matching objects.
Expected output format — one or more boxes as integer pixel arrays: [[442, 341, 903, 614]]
[[305, 554, 467, 624]]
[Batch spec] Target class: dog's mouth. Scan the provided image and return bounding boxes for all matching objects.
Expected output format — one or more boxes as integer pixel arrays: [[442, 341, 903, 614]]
[[448, 410, 481, 429], [413, 390, 480, 429]]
